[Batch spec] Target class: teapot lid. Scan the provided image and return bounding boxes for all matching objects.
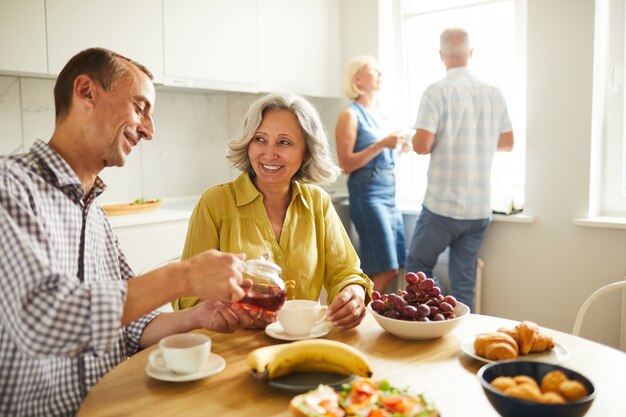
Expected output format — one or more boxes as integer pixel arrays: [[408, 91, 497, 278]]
[[244, 257, 284, 290], [245, 257, 282, 274]]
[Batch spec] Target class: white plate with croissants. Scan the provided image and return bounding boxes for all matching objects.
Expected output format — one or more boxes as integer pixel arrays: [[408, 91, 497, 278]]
[[460, 320, 569, 364]]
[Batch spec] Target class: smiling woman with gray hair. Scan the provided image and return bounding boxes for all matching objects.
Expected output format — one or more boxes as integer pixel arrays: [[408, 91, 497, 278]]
[[174, 93, 373, 331], [227, 93, 340, 185]]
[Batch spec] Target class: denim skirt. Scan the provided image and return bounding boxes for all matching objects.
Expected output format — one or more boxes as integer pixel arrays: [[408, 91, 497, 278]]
[[347, 168, 406, 276]]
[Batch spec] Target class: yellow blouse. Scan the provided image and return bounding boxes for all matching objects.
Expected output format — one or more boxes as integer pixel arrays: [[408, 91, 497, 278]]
[[172, 172, 372, 310]]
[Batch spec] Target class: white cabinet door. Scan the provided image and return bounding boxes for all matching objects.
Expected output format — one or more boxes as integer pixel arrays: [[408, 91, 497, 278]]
[[259, 0, 339, 98], [46, 0, 163, 82], [163, 0, 258, 92], [114, 220, 189, 274], [0, 0, 47, 74]]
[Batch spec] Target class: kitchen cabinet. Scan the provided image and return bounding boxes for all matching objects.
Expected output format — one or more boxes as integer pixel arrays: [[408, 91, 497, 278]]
[[110, 209, 191, 274], [45, 0, 163, 82], [259, 0, 340, 98], [0, 0, 47, 74], [1, 0, 340, 96], [163, 0, 258, 92]]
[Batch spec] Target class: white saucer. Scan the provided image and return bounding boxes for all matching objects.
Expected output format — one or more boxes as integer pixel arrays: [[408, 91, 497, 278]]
[[460, 334, 569, 364], [145, 353, 226, 382], [265, 321, 331, 341]]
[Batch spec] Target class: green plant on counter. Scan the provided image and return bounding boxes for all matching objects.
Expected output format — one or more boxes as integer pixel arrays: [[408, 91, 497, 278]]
[[131, 198, 161, 204]]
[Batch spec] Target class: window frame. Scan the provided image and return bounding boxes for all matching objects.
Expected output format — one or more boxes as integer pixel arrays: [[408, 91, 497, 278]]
[[590, 0, 626, 217], [390, 0, 527, 212]]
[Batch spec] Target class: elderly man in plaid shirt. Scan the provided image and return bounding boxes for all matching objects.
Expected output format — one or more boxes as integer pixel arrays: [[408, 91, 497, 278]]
[[407, 28, 515, 311], [0, 48, 260, 417]]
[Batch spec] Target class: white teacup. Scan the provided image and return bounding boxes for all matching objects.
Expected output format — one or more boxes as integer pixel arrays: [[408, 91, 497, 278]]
[[398, 129, 415, 153], [276, 300, 329, 336], [148, 333, 211, 374]]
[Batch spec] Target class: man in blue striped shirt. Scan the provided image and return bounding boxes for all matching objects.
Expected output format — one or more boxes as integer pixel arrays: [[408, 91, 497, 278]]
[[407, 28, 514, 311]]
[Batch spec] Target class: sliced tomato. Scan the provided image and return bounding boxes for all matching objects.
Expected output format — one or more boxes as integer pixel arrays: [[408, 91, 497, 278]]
[[354, 380, 377, 395], [350, 379, 378, 405], [315, 399, 344, 417], [382, 395, 407, 413], [367, 408, 391, 417], [352, 392, 370, 405]]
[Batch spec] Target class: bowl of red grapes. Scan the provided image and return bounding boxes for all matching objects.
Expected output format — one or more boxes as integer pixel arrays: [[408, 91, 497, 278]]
[[367, 271, 470, 340]]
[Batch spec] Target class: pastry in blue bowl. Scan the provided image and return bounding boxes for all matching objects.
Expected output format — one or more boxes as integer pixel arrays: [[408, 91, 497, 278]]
[[478, 360, 595, 417]]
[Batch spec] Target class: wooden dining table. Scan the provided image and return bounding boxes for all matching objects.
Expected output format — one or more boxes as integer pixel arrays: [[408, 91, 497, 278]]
[[77, 313, 626, 416]]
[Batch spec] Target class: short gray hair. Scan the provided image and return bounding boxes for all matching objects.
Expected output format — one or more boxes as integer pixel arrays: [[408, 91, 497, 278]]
[[440, 28, 470, 58], [227, 93, 341, 185], [344, 55, 379, 100]]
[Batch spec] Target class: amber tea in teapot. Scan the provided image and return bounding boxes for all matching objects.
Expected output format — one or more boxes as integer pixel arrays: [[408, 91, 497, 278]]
[[238, 257, 286, 312]]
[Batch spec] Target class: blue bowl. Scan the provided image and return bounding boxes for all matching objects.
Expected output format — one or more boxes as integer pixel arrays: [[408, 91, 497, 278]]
[[477, 361, 595, 417]]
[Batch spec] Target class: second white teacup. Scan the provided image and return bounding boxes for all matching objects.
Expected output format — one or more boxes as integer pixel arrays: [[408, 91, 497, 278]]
[[276, 299, 328, 336], [148, 333, 211, 374]]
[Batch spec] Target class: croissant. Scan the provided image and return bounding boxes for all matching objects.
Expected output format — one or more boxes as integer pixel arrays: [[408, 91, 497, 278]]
[[497, 321, 555, 355], [474, 332, 519, 360], [516, 321, 538, 355]]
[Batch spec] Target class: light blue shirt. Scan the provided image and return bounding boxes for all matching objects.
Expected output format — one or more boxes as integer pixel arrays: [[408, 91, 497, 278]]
[[414, 67, 512, 219]]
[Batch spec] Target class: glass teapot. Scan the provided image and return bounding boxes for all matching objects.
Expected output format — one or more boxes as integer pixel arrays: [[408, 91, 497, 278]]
[[238, 257, 287, 312]]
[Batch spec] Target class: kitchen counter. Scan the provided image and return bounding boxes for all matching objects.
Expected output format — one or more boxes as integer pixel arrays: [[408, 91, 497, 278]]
[[106, 199, 196, 273], [107, 208, 192, 229], [105, 193, 533, 275]]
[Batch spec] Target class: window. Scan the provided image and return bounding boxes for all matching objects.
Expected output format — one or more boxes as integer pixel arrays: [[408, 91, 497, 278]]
[[590, 0, 626, 217], [388, 0, 527, 213]]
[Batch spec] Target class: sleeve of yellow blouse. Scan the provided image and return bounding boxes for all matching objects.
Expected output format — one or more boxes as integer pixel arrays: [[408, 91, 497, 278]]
[[320, 194, 373, 304], [172, 194, 221, 310]]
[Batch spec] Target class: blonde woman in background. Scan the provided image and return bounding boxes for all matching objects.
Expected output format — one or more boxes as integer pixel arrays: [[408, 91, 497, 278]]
[[174, 93, 372, 330], [335, 55, 407, 292]]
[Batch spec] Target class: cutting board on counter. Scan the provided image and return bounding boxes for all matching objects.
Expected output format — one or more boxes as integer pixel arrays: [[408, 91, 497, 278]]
[[102, 201, 160, 216]]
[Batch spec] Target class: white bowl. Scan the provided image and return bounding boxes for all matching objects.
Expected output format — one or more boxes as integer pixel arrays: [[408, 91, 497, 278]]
[[367, 301, 470, 340]]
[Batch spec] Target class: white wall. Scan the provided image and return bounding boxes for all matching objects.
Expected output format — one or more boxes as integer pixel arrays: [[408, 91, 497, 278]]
[[480, 0, 626, 348]]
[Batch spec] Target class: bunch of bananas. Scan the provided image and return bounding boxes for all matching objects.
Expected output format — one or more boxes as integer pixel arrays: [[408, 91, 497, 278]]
[[247, 339, 373, 380]]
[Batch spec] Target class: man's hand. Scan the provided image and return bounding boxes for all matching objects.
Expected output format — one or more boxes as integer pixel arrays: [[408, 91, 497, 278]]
[[183, 250, 246, 303], [190, 301, 241, 333]]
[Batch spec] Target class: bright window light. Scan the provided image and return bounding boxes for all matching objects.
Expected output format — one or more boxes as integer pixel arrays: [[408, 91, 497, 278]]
[[395, 0, 527, 214], [590, 0, 626, 217]]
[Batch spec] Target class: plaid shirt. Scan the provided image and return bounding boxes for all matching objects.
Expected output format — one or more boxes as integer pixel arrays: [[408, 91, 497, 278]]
[[414, 67, 513, 219], [0, 141, 159, 417]]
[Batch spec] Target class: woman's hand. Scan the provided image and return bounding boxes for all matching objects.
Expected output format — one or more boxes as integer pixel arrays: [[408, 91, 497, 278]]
[[231, 304, 276, 329], [191, 300, 276, 332], [380, 131, 405, 149], [326, 284, 367, 330]]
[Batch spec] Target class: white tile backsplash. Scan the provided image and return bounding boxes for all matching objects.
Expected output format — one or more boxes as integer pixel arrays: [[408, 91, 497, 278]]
[[142, 90, 233, 199], [0, 77, 22, 155], [20, 77, 55, 151], [98, 146, 144, 203], [0, 75, 347, 204]]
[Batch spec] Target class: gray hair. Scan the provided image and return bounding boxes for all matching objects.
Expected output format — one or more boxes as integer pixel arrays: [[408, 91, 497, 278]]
[[227, 93, 341, 185], [344, 55, 379, 100], [440, 28, 470, 58]]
